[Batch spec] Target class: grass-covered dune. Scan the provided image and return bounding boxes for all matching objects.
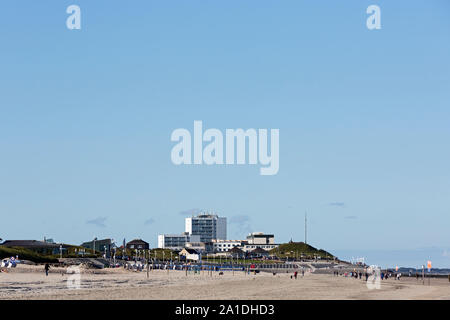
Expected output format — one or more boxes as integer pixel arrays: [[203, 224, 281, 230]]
[[269, 242, 334, 259]]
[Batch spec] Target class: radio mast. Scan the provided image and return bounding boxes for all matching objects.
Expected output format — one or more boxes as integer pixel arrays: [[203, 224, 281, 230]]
[[304, 211, 307, 244]]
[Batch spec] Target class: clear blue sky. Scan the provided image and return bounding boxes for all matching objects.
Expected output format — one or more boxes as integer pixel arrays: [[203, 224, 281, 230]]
[[0, 1, 449, 268]]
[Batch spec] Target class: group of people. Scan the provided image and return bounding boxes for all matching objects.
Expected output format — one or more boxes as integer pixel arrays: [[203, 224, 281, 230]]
[[343, 271, 363, 279], [333, 269, 402, 281], [1, 257, 18, 273], [333, 270, 363, 279], [380, 272, 401, 280]]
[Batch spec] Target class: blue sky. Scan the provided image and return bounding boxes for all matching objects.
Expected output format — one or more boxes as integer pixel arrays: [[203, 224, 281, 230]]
[[0, 1, 449, 268]]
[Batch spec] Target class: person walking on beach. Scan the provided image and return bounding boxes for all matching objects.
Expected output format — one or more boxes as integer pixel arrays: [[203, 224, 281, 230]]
[[294, 271, 298, 279], [44, 263, 50, 276]]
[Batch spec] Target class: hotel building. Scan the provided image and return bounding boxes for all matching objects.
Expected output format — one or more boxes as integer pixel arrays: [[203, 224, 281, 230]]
[[185, 213, 227, 243]]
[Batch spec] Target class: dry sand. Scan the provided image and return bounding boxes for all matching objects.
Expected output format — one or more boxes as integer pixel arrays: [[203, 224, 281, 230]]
[[1, 265, 449, 300]]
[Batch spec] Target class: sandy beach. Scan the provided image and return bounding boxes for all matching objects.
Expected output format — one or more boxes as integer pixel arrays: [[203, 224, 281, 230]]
[[1, 265, 449, 300]]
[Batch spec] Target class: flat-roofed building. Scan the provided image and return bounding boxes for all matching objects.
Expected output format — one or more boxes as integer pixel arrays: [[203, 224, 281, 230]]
[[242, 243, 278, 252], [158, 232, 200, 250], [185, 213, 226, 243], [212, 239, 248, 252], [246, 232, 275, 245], [242, 233, 278, 252]]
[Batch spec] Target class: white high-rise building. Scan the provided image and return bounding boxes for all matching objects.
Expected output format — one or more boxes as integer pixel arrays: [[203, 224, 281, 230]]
[[185, 213, 227, 243]]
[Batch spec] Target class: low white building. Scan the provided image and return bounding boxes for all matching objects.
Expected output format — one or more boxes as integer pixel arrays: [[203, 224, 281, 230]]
[[158, 232, 201, 250], [212, 233, 279, 253], [243, 232, 278, 252], [212, 239, 247, 252], [242, 243, 278, 252]]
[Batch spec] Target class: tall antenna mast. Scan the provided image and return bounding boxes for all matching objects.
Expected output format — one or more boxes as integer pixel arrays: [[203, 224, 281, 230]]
[[305, 211, 307, 244]]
